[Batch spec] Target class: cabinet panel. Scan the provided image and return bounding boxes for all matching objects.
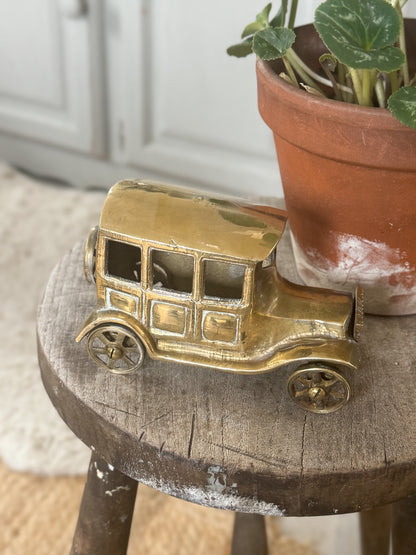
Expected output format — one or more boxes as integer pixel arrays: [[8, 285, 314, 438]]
[[108, 1, 274, 196], [0, 0, 105, 155], [107, 1, 322, 197]]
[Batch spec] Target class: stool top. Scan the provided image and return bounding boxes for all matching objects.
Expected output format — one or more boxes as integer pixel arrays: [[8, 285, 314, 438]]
[[37, 236, 416, 517]]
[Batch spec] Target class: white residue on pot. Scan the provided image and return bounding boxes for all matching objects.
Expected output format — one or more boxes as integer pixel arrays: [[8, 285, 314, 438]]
[[291, 231, 416, 316]]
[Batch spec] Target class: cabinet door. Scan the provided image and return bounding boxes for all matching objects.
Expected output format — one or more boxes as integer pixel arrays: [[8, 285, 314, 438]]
[[107, 0, 319, 198], [106, 0, 279, 197], [0, 0, 105, 155]]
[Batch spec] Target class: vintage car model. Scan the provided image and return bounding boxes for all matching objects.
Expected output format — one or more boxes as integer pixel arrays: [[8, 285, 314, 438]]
[[76, 179, 363, 413]]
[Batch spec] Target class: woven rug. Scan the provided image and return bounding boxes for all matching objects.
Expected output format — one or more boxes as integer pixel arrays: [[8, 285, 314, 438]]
[[0, 163, 359, 554], [0, 162, 102, 475]]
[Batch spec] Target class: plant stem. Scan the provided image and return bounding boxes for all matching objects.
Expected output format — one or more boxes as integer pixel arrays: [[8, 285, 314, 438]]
[[345, 72, 355, 103], [337, 64, 352, 102], [396, 2, 410, 86], [349, 68, 363, 104], [288, 0, 298, 29], [282, 57, 299, 87], [286, 48, 325, 94], [361, 70, 373, 106], [287, 48, 353, 97], [375, 78, 386, 108], [321, 64, 343, 101], [389, 70, 400, 93]]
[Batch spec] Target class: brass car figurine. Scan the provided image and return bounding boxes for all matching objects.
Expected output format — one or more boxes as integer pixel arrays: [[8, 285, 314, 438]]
[[76, 180, 363, 414]]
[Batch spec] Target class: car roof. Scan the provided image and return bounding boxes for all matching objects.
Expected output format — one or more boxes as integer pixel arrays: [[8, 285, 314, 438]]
[[100, 180, 287, 262]]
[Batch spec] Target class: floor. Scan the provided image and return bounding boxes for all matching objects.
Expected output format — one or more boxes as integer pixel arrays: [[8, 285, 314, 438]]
[[0, 459, 321, 555]]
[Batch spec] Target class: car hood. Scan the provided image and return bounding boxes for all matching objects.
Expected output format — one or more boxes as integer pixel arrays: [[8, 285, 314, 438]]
[[252, 267, 356, 343]]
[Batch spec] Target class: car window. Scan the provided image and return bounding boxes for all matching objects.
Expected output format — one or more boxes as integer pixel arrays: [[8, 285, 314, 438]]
[[151, 249, 194, 294], [203, 259, 245, 301], [106, 239, 142, 282]]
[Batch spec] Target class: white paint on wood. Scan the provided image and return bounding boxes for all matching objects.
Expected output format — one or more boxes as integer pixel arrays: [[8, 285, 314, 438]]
[[207, 465, 238, 495], [136, 472, 286, 516], [291, 231, 416, 315], [105, 485, 131, 496]]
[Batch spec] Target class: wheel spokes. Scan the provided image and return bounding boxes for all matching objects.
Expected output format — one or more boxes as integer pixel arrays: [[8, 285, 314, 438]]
[[87, 325, 145, 374], [288, 367, 350, 414]]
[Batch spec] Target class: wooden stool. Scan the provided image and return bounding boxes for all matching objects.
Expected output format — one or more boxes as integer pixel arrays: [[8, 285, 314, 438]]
[[37, 240, 416, 555]]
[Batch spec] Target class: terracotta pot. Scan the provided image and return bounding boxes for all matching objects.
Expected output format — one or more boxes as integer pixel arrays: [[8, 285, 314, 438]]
[[257, 21, 416, 315]]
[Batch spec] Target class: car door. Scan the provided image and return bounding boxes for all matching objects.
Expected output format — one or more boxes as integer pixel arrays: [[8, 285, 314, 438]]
[[146, 247, 195, 339], [199, 258, 249, 345]]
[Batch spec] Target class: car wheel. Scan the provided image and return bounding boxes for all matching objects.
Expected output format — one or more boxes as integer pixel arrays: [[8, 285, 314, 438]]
[[287, 365, 351, 414], [84, 225, 98, 284], [87, 325, 145, 374]]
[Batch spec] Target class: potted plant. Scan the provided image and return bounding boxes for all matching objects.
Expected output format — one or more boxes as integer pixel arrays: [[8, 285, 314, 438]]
[[228, 0, 416, 315]]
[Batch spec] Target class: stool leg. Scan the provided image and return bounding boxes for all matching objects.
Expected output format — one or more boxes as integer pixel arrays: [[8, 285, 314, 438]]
[[70, 452, 138, 555], [360, 505, 391, 555], [392, 495, 416, 555], [231, 512, 268, 555]]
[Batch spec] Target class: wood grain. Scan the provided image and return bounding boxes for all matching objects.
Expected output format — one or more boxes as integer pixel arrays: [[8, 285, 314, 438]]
[[37, 235, 416, 517]]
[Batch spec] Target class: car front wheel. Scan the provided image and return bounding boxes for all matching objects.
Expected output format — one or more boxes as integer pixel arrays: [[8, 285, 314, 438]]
[[287, 365, 351, 414], [87, 324, 145, 374]]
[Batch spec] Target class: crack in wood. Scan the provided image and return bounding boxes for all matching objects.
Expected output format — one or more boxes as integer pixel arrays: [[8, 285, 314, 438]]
[[209, 441, 287, 469], [382, 441, 390, 477], [93, 404, 172, 432], [298, 413, 307, 511], [300, 413, 307, 483], [141, 411, 172, 429], [187, 412, 196, 459], [93, 400, 140, 419]]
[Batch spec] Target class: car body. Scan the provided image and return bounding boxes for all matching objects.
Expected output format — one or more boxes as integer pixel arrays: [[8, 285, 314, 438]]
[[77, 179, 363, 413]]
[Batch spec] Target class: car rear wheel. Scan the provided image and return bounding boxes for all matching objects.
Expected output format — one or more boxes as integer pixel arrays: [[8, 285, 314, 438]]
[[87, 325, 145, 374], [287, 365, 351, 414]]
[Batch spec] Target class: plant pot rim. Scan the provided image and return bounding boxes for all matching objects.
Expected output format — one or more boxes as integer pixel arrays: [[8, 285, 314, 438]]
[[256, 18, 416, 133], [256, 57, 416, 132]]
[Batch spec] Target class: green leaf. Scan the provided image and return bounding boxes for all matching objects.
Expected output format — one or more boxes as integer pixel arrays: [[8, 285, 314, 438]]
[[319, 53, 338, 72], [242, 21, 266, 39], [227, 39, 253, 58], [241, 3, 274, 39], [256, 3, 272, 27], [388, 87, 416, 129], [252, 27, 296, 60], [271, 0, 288, 28], [314, 0, 405, 72]]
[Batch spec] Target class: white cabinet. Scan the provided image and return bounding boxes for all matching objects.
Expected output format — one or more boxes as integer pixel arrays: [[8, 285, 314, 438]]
[[0, 0, 105, 155], [107, 0, 280, 195], [0, 0, 290, 197], [0, 0, 414, 197]]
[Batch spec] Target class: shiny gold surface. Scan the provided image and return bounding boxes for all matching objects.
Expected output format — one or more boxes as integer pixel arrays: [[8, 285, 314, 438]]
[[87, 324, 145, 375], [287, 366, 351, 414], [77, 179, 362, 413], [83, 226, 98, 284], [99, 180, 287, 262]]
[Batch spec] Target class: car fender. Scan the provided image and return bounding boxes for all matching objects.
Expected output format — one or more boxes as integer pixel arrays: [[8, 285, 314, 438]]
[[75, 308, 156, 356]]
